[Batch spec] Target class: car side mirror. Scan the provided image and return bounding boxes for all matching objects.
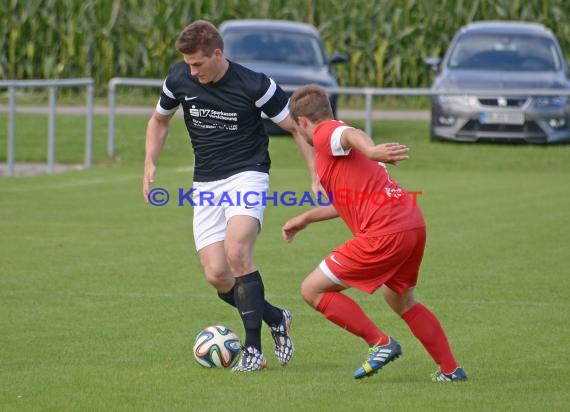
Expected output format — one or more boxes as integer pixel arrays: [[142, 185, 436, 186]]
[[330, 51, 348, 64], [424, 56, 441, 72]]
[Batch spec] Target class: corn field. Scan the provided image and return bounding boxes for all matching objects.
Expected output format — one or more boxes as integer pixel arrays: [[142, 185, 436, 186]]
[[1, 0, 570, 92]]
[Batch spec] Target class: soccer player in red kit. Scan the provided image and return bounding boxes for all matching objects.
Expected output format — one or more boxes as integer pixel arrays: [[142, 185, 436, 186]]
[[283, 85, 467, 381]]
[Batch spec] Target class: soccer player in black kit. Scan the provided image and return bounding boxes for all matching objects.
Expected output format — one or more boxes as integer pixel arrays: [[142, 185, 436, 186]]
[[143, 20, 317, 371]]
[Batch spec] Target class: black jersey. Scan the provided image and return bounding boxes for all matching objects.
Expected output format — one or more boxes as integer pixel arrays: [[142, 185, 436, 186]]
[[157, 60, 290, 182]]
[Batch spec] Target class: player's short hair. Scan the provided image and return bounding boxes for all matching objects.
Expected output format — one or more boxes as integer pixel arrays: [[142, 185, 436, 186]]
[[289, 85, 333, 124], [175, 20, 224, 56]]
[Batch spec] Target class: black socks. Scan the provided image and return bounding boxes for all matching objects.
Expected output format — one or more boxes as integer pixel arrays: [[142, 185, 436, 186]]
[[218, 271, 283, 351], [217, 274, 283, 327]]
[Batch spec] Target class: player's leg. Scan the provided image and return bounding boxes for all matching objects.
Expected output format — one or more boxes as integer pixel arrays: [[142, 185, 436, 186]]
[[198, 241, 235, 292], [198, 238, 287, 330], [314, 239, 404, 379], [192, 188, 266, 371], [380, 284, 417, 315], [302, 266, 390, 345], [194, 197, 246, 315], [193, 198, 245, 312], [199, 231, 283, 327], [302, 266, 401, 379], [196, 225, 287, 371], [382, 227, 466, 381], [193, 188, 235, 291], [222, 215, 266, 371], [224, 172, 294, 368], [382, 285, 466, 381], [193, 173, 283, 329], [225, 215, 294, 370]]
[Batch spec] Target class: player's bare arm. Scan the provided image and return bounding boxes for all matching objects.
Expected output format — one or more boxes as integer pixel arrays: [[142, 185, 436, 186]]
[[282, 205, 339, 243], [278, 115, 323, 195], [143, 111, 174, 202], [340, 128, 410, 165]]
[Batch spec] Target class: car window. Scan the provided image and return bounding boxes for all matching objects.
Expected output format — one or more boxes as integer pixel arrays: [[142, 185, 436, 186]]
[[224, 30, 325, 66], [448, 34, 561, 71]]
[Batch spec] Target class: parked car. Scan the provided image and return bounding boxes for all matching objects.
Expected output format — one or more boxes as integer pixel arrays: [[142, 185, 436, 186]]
[[425, 21, 570, 143], [219, 19, 347, 134]]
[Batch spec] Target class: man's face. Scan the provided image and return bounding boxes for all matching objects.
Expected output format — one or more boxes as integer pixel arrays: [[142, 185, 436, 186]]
[[183, 49, 224, 84]]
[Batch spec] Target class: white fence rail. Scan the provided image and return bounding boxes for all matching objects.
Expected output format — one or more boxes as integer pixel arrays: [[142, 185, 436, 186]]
[[107, 76, 570, 158], [107, 77, 163, 157], [0, 78, 95, 176], [4, 77, 570, 177]]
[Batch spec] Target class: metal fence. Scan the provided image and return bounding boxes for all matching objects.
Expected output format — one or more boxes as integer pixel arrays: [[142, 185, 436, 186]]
[[106, 77, 413, 158], [4, 77, 570, 176], [107, 77, 163, 157], [106, 77, 570, 158], [0, 78, 95, 176]]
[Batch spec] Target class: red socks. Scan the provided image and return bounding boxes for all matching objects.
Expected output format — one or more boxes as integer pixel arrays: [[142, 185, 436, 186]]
[[316, 291, 389, 346], [315, 293, 459, 373], [401, 303, 459, 373]]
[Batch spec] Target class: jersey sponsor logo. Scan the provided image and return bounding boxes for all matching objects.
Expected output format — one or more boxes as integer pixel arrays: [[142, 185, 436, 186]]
[[189, 108, 211, 117], [188, 105, 237, 121], [188, 104, 239, 131]]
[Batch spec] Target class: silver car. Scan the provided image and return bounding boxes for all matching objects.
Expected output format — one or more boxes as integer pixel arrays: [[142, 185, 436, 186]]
[[426, 21, 570, 144]]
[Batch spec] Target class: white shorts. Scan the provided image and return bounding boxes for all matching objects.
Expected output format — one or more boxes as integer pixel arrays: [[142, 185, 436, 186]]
[[192, 171, 269, 251]]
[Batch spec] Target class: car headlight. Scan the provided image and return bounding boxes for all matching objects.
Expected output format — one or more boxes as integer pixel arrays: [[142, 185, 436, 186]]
[[438, 95, 471, 106], [533, 96, 569, 108]]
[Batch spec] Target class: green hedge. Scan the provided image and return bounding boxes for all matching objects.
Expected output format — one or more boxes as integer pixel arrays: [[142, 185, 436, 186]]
[[2, 0, 570, 91]]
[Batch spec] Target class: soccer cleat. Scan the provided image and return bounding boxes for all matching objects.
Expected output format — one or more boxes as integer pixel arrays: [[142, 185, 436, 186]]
[[270, 309, 295, 365], [232, 346, 267, 372], [432, 367, 468, 382], [353, 337, 402, 379]]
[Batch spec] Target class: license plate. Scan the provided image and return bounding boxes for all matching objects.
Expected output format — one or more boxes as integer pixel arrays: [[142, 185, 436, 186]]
[[479, 112, 524, 125]]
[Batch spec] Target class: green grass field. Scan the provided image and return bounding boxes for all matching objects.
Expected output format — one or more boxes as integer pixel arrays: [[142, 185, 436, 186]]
[[1, 114, 569, 411]]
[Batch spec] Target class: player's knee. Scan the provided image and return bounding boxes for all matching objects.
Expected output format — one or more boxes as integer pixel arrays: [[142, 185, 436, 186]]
[[385, 290, 417, 316], [300, 280, 318, 308], [207, 276, 233, 291], [203, 266, 233, 290], [225, 245, 253, 275]]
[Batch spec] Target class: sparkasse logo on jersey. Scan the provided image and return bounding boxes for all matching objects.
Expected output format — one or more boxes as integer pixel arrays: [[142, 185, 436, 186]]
[[189, 107, 210, 117], [189, 105, 237, 122]]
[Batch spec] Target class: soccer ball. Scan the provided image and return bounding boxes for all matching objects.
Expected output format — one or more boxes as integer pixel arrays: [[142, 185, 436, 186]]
[[193, 325, 241, 368]]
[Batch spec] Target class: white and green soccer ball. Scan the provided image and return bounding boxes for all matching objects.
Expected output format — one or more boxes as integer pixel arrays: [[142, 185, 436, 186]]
[[193, 325, 241, 368]]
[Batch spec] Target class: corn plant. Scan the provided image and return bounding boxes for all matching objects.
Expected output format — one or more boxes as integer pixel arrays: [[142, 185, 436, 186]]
[[1, 0, 570, 92]]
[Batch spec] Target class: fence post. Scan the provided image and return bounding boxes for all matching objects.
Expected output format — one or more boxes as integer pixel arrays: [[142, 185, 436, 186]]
[[106, 78, 163, 159], [364, 89, 373, 136], [85, 84, 94, 169], [0, 78, 94, 176], [47, 86, 57, 174], [107, 79, 116, 158], [7, 87, 16, 176]]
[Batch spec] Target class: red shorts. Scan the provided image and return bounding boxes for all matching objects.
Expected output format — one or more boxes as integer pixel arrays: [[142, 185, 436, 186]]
[[320, 227, 426, 294]]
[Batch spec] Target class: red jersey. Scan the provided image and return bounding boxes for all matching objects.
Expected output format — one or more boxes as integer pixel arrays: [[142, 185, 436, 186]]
[[313, 120, 425, 237]]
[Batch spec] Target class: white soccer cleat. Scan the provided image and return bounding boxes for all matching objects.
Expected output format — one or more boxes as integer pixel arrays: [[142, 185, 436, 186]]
[[232, 346, 267, 372], [270, 309, 295, 365]]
